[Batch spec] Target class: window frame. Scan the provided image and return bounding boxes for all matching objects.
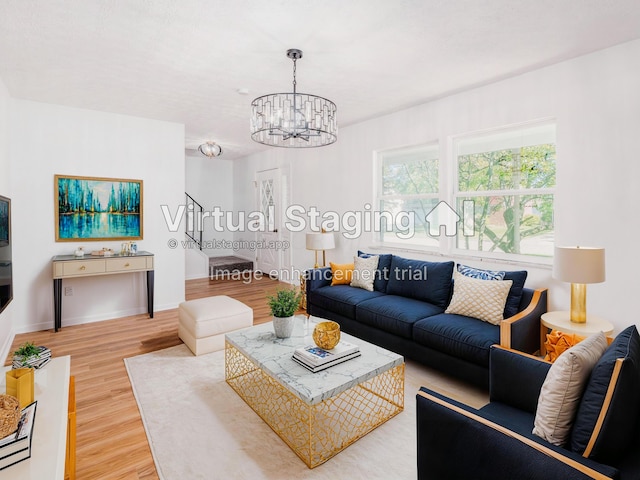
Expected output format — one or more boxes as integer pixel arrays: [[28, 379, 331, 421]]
[[373, 120, 556, 266], [373, 141, 441, 252]]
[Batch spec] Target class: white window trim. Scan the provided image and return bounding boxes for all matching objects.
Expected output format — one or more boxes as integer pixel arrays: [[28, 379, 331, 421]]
[[372, 141, 440, 252], [373, 119, 556, 267]]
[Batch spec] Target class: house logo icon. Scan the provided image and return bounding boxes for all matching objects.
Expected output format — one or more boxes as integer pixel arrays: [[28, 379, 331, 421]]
[[425, 200, 475, 237]]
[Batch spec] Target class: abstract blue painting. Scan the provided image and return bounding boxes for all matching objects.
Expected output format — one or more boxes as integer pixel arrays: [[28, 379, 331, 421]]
[[55, 175, 143, 241]]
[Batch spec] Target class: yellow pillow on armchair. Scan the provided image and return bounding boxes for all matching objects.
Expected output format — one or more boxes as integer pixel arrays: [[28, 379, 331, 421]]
[[330, 262, 354, 285]]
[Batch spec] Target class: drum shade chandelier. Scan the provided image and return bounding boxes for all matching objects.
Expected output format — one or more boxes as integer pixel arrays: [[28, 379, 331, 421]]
[[250, 49, 337, 148]]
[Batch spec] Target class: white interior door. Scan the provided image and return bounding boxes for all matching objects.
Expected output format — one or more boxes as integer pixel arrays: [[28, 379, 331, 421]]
[[256, 169, 281, 276]]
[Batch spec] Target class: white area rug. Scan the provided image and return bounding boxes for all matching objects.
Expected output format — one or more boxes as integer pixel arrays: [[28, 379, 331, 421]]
[[125, 344, 487, 480]]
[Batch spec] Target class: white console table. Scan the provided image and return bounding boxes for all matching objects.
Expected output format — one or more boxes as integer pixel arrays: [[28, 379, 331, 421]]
[[0, 356, 70, 480], [52, 251, 154, 331]]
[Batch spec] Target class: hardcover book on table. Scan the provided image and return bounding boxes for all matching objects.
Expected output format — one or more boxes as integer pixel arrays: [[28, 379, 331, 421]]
[[293, 341, 360, 367], [12, 346, 51, 369], [0, 401, 37, 471], [292, 351, 362, 372]]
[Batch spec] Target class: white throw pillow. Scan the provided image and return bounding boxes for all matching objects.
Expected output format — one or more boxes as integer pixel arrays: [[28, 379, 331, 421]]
[[532, 332, 608, 446], [350, 255, 379, 292], [444, 270, 512, 325]]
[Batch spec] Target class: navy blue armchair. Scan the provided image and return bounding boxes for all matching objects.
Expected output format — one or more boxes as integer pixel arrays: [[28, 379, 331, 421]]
[[416, 327, 640, 480]]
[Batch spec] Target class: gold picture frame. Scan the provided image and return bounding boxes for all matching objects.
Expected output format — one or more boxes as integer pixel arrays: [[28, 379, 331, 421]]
[[55, 174, 143, 242]]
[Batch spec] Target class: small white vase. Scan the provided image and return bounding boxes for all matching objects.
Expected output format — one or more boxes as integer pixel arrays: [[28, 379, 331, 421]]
[[273, 316, 295, 338]]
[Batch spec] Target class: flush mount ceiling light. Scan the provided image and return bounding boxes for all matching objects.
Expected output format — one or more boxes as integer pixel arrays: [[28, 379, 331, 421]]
[[198, 141, 223, 158], [250, 49, 337, 148]]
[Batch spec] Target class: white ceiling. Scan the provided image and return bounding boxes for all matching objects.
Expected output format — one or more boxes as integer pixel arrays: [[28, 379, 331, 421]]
[[1, 0, 640, 160]]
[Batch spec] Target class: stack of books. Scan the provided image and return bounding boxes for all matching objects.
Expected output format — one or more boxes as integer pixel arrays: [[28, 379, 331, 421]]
[[12, 346, 51, 369], [0, 401, 37, 471], [293, 341, 360, 372]]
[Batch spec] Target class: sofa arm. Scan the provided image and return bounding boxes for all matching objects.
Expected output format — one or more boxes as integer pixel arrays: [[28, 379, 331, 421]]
[[489, 346, 551, 413], [305, 267, 332, 292], [500, 288, 547, 354], [416, 388, 618, 480]]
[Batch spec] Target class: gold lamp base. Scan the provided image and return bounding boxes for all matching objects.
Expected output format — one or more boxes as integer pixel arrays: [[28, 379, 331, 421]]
[[570, 283, 587, 323]]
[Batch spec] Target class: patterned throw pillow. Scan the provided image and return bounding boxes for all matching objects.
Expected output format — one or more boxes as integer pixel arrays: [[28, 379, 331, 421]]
[[350, 255, 379, 292], [457, 264, 506, 281], [457, 263, 528, 318], [445, 270, 513, 325]]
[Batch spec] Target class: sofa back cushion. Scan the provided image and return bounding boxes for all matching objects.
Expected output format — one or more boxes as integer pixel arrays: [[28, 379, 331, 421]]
[[357, 251, 393, 293], [386, 256, 453, 309], [569, 325, 640, 464]]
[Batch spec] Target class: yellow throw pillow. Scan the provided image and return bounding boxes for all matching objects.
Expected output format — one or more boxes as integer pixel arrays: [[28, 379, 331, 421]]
[[544, 331, 586, 362], [330, 262, 354, 285]]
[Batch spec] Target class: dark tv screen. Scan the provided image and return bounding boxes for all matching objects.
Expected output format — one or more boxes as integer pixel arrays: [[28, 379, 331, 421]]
[[0, 195, 12, 314]]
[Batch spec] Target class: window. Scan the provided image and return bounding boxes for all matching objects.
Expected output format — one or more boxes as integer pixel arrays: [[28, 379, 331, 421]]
[[376, 143, 439, 247], [454, 123, 556, 259], [374, 122, 556, 262]]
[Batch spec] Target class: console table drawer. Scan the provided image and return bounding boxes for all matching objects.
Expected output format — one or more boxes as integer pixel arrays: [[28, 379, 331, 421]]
[[59, 260, 106, 277], [105, 256, 148, 273]]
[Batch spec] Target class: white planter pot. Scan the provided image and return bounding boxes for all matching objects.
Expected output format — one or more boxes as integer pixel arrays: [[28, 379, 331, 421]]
[[273, 316, 295, 338]]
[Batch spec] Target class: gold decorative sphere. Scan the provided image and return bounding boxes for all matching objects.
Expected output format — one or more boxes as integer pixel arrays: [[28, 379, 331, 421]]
[[312, 321, 341, 350]]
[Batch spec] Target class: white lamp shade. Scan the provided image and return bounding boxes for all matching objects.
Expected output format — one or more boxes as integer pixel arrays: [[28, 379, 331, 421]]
[[305, 232, 335, 251], [553, 246, 605, 284]]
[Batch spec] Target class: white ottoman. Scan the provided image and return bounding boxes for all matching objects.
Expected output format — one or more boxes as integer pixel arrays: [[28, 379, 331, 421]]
[[178, 295, 253, 355]]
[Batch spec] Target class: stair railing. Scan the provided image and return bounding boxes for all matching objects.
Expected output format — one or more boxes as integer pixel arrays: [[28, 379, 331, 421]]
[[185, 192, 203, 250]]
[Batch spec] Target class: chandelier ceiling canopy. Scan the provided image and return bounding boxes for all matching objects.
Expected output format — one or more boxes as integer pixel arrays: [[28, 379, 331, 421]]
[[250, 49, 337, 148]]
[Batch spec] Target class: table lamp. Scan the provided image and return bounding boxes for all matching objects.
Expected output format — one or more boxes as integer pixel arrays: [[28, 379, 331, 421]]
[[552, 246, 605, 323], [305, 232, 335, 268]]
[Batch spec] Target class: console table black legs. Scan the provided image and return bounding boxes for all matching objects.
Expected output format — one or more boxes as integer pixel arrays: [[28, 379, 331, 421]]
[[147, 270, 154, 318], [53, 278, 62, 332], [52, 270, 155, 332]]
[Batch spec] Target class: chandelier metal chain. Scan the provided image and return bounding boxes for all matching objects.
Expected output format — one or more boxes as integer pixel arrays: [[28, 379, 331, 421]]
[[291, 52, 297, 94]]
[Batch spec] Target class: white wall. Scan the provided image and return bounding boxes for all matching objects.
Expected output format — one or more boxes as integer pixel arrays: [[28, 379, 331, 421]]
[[185, 151, 234, 257], [0, 76, 14, 358], [234, 38, 640, 334], [9, 100, 185, 333]]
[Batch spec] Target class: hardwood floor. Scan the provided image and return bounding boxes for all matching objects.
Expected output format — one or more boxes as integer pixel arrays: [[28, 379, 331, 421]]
[[5, 276, 292, 480]]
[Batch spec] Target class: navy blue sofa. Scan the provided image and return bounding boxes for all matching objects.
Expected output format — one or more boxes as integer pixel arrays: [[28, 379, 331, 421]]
[[306, 252, 548, 388], [416, 326, 640, 479]]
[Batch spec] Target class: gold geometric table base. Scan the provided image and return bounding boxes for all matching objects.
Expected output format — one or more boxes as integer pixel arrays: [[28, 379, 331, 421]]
[[225, 341, 405, 468]]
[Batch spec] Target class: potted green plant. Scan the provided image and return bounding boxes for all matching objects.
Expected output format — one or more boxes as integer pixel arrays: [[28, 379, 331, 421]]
[[267, 288, 302, 338], [13, 342, 50, 368]]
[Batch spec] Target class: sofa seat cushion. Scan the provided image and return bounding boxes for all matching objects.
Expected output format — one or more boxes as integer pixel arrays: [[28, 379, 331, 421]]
[[480, 402, 536, 438], [309, 285, 384, 319], [355, 295, 444, 339], [413, 313, 499, 366]]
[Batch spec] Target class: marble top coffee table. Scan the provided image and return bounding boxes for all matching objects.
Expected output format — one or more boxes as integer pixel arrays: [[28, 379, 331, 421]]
[[225, 315, 404, 468]]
